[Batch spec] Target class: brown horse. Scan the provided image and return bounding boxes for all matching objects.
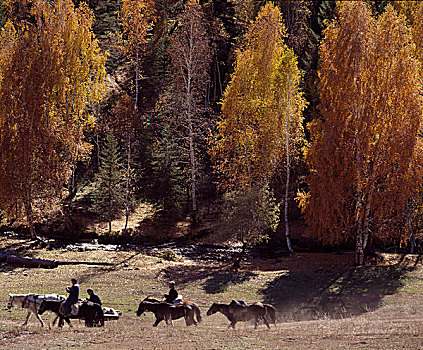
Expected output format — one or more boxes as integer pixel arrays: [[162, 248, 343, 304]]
[[143, 297, 202, 324], [136, 300, 195, 327], [206, 301, 275, 329]]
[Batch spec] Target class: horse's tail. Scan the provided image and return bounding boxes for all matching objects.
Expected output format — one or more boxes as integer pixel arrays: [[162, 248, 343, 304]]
[[192, 304, 202, 323], [186, 302, 202, 323], [264, 304, 277, 326]]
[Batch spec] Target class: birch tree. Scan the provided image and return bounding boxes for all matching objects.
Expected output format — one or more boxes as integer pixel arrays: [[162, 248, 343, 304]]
[[210, 3, 306, 252], [168, 0, 211, 224], [0, 0, 106, 238], [304, 2, 423, 265]]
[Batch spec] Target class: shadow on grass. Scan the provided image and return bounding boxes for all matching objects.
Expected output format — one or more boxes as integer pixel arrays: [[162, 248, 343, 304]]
[[262, 264, 415, 321], [160, 263, 257, 294]]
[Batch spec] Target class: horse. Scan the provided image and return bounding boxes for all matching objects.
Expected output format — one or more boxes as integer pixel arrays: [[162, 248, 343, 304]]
[[263, 303, 277, 326], [206, 301, 274, 329], [143, 296, 202, 324], [136, 300, 195, 327], [7, 293, 65, 327], [38, 300, 104, 327]]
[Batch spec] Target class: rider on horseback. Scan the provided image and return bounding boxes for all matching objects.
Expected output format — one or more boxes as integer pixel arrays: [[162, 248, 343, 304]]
[[164, 281, 178, 304], [63, 278, 79, 316], [86, 289, 102, 306]]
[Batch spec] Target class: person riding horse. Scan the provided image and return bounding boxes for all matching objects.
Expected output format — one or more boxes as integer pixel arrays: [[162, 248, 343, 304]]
[[86, 289, 102, 306], [164, 281, 178, 304], [63, 278, 79, 316]]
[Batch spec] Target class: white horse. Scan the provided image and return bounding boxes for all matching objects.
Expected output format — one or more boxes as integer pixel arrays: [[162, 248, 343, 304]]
[[7, 293, 66, 327]]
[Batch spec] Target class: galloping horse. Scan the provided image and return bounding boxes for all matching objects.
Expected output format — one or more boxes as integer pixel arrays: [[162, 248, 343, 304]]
[[38, 300, 104, 327], [7, 294, 65, 327], [143, 296, 202, 324], [206, 301, 276, 329], [136, 300, 195, 327]]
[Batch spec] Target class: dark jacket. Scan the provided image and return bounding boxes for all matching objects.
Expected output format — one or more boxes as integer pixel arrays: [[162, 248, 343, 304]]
[[88, 292, 102, 305], [164, 287, 178, 303], [66, 283, 80, 304]]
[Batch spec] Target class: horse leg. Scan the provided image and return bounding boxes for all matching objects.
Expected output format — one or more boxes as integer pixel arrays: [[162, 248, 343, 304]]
[[22, 311, 31, 326], [33, 311, 44, 327], [263, 316, 270, 329], [153, 318, 163, 327], [254, 317, 259, 329]]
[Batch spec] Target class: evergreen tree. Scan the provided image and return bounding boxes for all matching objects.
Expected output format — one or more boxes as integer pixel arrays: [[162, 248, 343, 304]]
[[91, 133, 125, 233], [0, 0, 6, 29]]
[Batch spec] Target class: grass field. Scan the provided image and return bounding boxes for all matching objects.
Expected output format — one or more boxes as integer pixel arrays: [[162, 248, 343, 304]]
[[1, 237, 423, 349]]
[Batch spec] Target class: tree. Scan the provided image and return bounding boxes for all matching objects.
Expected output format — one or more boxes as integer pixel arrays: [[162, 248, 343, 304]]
[[111, 93, 142, 233], [91, 133, 125, 233], [273, 49, 307, 253], [218, 185, 280, 268], [120, 0, 155, 107], [168, 0, 211, 224], [303, 2, 423, 265], [0, 0, 106, 238], [210, 3, 306, 252]]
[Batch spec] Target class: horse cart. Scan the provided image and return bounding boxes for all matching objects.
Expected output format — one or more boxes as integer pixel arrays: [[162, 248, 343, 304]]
[[102, 307, 122, 321]]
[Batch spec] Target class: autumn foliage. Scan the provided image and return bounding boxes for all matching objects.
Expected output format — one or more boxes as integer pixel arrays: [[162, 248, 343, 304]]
[[0, 0, 106, 237], [304, 2, 423, 264]]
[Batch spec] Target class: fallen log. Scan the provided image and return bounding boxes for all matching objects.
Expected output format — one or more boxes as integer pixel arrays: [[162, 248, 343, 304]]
[[0, 252, 114, 269], [5, 255, 57, 268]]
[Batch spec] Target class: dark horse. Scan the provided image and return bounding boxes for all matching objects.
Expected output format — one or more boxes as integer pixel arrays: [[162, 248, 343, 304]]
[[38, 300, 104, 327], [143, 297, 202, 324], [136, 300, 195, 327], [206, 301, 276, 329]]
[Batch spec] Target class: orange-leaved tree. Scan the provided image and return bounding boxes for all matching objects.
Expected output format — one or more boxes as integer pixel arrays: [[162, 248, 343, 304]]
[[0, 0, 106, 238], [304, 2, 423, 264], [210, 3, 306, 252]]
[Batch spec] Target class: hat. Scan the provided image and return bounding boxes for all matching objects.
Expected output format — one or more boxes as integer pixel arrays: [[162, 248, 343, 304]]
[[169, 281, 175, 285]]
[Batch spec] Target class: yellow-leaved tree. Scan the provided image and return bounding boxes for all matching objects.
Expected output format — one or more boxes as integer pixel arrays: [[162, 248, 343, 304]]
[[304, 2, 423, 264], [120, 0, 155, 107], [211, 3, 306, 253], [0, 0, 106, 237]]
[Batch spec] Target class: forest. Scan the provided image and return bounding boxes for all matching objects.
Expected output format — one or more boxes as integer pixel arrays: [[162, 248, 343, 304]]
[[0, 0, 422, 266]]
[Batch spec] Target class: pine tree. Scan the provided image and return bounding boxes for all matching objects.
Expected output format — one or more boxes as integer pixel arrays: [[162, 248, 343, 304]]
[[218, 185, 280, 268], [91, 133, 125, 233]]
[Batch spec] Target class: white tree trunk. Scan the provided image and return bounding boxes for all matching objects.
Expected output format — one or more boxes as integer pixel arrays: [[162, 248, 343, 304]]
[[284, 112, 293, 254]]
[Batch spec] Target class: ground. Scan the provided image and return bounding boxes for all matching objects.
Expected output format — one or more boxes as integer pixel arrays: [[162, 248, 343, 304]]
[[1, 237, 423, 349]]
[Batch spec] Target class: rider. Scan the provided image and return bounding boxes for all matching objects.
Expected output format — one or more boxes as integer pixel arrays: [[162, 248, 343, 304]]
[[86, 288, 102, 305], [63, 278, 79, 316], [164, 281, 178, 304]]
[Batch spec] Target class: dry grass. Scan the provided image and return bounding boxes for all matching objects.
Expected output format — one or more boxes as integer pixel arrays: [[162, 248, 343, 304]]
[[1, 237, 423, 349]]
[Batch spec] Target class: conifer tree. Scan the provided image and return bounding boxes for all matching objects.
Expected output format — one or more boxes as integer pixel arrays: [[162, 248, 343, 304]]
[[91, 133, 125, 233]]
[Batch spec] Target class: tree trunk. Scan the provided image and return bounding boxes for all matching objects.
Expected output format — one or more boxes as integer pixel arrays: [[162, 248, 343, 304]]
[[24, 190, 37, 239], [355, 226, 365, 265], [284, 108, 293, 254], [135, 49, 139, 107], [123, 138, 131, 234]]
